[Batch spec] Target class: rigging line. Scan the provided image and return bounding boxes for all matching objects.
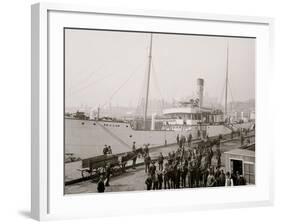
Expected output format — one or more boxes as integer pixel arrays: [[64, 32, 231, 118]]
[[226, 72, 235, 103], [135, 71, 146, 116], [100, 62, 145, 109], [67, 49, 129, 93], [67, 63, 105, 94], [218, 83, 225, 108], [151, 60, 164, 100], [151, 60, 165, 110], [67, 53, 134, 96], [228, 80, 235, 109], [69, 70, 118, 97]]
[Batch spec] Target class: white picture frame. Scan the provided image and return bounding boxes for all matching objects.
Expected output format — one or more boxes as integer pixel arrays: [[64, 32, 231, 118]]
[[31, 2, 274, 221]]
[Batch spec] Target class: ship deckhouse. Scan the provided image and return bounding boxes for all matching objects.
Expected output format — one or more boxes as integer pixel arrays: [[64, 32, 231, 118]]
[[162, 102, 213, 126], [161, 78, 224, 130]]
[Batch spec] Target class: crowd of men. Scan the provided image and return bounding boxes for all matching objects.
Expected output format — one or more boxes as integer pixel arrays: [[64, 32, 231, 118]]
[[97, 131, 248, 192], [144, 134, 246, 191]]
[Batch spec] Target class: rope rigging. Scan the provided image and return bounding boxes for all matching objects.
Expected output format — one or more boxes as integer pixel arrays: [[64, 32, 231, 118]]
[[227, 79, 235, 112], [218, 82, 225, 109], [100, 62, 145, 109], [151, 59, 165, 111], [66, 52, 136, 98], [67, 63, 105, 95], [134, 68, 147, 116], [69, 70, 119, 97]]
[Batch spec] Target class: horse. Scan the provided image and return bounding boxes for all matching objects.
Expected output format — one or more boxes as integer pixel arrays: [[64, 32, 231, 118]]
[[119, 147, 145, 172]]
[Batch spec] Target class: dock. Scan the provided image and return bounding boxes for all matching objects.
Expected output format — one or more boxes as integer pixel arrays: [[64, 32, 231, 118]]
[[65, 131, 255, 193]]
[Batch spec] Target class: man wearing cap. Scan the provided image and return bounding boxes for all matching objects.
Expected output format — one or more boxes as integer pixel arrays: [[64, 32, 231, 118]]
[[103, 145, 108, 155], [132, 141, 137, 169], [105, 163, 111, 186], [97, 175, 105, 193]]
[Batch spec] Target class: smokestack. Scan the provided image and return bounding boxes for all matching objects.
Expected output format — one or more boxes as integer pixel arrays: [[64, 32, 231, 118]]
[[197, 78, 204, 108]]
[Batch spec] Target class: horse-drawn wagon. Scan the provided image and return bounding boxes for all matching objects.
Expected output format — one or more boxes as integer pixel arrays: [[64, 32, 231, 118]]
[[77, 147, 144, 179]]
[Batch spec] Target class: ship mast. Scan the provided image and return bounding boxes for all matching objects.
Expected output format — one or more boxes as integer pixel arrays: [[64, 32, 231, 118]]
[[224, 42, 229, 120], [143, 33, 153, 130]]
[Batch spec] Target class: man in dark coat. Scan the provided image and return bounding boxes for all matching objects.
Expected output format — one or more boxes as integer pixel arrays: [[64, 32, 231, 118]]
[[144, 153, 151, 173], [181, 160, 188, 188], [97, 175, 105, 193], [218, 169, 226, 186], [175, 165, 181, 189], [149, 161, 156, 176], [157, 171, 163, 190], [214, 167, 221, 184], [231, 172, 238, 186], [188, 133, 192, 147], [104, 164, 111, 186], [144, 144, 149, 155], [237, 175, 246, 185], [199, 156, 208, 187], [145, 175, 153, 190], [132, 141, 137, 169], [163, 163, 170, 189], [107, 146, 112, 154], [158, 152, 164, 171], [216, 148, 221, 168], [103, 145, 108, 155], [206, 169, 216, 187]]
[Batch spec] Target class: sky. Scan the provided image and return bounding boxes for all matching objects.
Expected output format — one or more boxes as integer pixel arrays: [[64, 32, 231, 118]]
[[65, 28, 255, 109]]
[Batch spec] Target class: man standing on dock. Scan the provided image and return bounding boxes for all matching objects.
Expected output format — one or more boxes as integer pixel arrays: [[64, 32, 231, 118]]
[[158, 152, 164, 171], [105, 163, 111, 187], [97, 175, 105, 193], [132, 141, 137, 169], [188, 133, 192, 147], [103, 145, 108, 155], [176, 134, 179, 145], [144, 153, 151, 173]]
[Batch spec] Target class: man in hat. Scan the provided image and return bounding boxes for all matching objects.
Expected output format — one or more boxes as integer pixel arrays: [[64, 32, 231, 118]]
[[157, 170, 163, 190], [132, 141, 137, 169], [97, 175, 105, 193], [144, 144, 150, 155], [145, 174, 153, 190], [107, 145, 112, 154], [188, 133, 192, 147], [144, 153, 151, 173], [158, 152, 164, 171], [103, 145, 108, 155], [105, 163, 111, 187], [149, 161, 157, 176]]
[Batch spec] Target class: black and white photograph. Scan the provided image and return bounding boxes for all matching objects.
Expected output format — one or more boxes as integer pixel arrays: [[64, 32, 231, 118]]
[[64, 28, 255, 194]]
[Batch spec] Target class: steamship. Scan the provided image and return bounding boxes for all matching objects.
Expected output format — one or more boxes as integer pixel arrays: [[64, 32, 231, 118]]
[[65, 34, 253, 159]]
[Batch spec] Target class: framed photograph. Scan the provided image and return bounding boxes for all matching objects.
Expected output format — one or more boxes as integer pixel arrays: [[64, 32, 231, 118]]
[[31, 2, 274, 221]]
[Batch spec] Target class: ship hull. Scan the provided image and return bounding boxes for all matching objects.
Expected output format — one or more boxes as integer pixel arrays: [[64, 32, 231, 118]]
[[65, 118, 252, 159]]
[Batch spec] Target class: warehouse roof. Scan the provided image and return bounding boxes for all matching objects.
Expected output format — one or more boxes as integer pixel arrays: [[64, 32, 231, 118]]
[[224, 149, 255, 157]]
